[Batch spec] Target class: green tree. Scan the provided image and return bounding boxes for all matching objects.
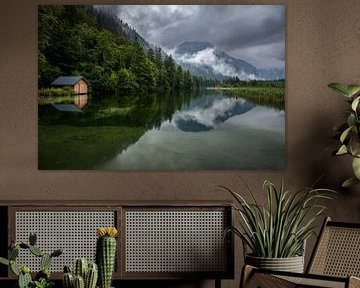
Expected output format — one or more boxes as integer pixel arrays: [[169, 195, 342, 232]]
[[154, 47, 163, 69], [130, 43, 156, 92], [174, 65, 184, 90], [163, 55, 176, 90], [117, 68, 138, 92]]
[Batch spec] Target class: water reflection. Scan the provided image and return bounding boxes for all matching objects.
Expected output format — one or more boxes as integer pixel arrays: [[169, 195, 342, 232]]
[[74, 94, 88, 109], [52, 94, 89, 112], [99, 93, 285, 170], [39, 90, 285, 170], [172, 95, 253, 132]]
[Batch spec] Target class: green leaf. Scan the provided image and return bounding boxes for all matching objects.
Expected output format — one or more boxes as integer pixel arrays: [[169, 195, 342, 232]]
[[351, 96, 360, 111], [222, 179, 335, 258], [328, 83, 351, 97], [352, 157, 360, 179], [10, 261, 20, 276], [347, 114, 356, 128], [340, 126, 353, 143], [347, 85, 360, 97], [342, 177, 360, 187], [0, 257, 9, 266], [350, 136, 360, 156], [336, 145, 348, 155]]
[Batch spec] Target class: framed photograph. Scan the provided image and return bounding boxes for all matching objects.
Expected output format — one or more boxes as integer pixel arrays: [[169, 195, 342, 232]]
[[38, 5, 285, 170]]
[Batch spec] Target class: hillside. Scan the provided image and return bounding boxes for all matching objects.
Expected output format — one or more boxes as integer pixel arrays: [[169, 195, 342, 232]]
[[38, 5, 199, 94]]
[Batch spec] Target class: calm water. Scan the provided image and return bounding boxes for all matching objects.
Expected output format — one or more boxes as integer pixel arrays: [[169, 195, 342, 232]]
[[38, 90, 285, 170]]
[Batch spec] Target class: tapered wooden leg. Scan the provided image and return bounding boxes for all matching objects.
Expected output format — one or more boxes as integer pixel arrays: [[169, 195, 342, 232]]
[[240, 265, 255, 288], [349, 276, 360, 288]]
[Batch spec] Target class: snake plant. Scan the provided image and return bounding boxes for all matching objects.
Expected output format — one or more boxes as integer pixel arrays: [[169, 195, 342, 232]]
[[221, 179, 335, 258], [328, 83, 360, 187]]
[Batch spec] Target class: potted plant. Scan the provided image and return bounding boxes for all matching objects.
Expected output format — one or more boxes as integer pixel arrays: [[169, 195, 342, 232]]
[[96, 227, 118, 288], [62, 258, 98, 288], [221, 179, 334, 273], [0, 232, 63, 288], [328, 83, 360, 187]]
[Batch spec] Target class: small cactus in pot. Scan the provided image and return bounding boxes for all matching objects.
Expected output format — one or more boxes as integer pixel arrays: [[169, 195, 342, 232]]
[[62, 259, 98, 288], [96, 227, 118, 288]]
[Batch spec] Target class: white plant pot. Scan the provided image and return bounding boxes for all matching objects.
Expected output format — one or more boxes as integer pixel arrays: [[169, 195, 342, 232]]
[[245, 254, 305, 273]]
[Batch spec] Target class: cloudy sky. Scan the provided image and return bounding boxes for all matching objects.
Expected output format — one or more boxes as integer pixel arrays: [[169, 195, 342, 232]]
[[110, 5, 285, 69]]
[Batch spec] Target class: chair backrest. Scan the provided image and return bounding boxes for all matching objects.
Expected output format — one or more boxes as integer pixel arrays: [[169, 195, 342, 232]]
[[307, 217, 360, 277]]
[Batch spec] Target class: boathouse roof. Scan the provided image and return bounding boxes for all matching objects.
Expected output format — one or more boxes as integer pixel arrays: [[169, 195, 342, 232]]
[[51, 76, 88, 86]]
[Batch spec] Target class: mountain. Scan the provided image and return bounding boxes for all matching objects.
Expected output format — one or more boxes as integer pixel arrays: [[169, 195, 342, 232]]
[[172, 41, 284, 81], [91, 9, 283, 81], [90, 6, 163, 55], [175, 41, 215, 55], [173, 95, 253, 132]]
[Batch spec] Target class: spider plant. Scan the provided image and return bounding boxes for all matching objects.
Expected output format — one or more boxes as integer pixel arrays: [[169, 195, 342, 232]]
[[221, 179, 335, 258]]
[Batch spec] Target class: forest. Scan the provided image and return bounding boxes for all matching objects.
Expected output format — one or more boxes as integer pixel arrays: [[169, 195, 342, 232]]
[[38, 5, 200, 95]]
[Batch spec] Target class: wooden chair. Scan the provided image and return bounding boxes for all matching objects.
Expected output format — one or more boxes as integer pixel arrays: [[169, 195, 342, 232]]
[[241, 217, 360, 288]]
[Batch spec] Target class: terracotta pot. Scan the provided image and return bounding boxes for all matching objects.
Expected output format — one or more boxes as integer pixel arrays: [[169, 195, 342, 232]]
[[245, 254, 305, 273]]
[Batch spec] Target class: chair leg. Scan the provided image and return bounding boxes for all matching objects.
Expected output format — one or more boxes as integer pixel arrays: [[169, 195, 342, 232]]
[[249, 273, 296, 288], [349, 276, 360, 288], [240, 265, 255, 288], [240, 265, 296, 288]]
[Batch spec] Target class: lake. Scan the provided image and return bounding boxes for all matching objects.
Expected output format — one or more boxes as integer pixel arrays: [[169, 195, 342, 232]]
[[38, 90, 285, 170]]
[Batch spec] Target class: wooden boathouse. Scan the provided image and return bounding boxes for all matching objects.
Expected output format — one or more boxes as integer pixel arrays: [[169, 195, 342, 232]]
[[51, 76, 89, 94]]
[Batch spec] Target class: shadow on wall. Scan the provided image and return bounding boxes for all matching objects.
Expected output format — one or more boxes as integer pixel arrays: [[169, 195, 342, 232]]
[[304, 111, 360, 219], [288, 108, 360, 267]]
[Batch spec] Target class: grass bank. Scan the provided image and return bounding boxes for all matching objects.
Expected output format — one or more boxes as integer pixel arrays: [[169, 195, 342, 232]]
[[209, 86, 285, 110]]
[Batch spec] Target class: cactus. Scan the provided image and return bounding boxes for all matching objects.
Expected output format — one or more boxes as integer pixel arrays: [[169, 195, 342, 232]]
[[29, 232, 37, 246], [51, 248, 64, 258], [64, 265, 72, 273], [9, 246, 19, 260], [41, 253, 52, 270], [19, 243, 30, 249], [74, 258, 87, 279], [74, 275, 85, 288], [35, 268, 50, 281], [62, 265, 74, 288], [0, 257, 9, 266], [10, 260, 20, 276], [29, 245, 44, 257], [63, 273, 74, 288], [18, 270, 32, 288], [63, 259, 98, 288], [85, 263, 98, 288], [96, 227, 118, 288], [0, 232, 63, 288]]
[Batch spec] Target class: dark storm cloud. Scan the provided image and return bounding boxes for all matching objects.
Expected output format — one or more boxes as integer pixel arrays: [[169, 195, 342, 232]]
[[107, 5, 285, 68]]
